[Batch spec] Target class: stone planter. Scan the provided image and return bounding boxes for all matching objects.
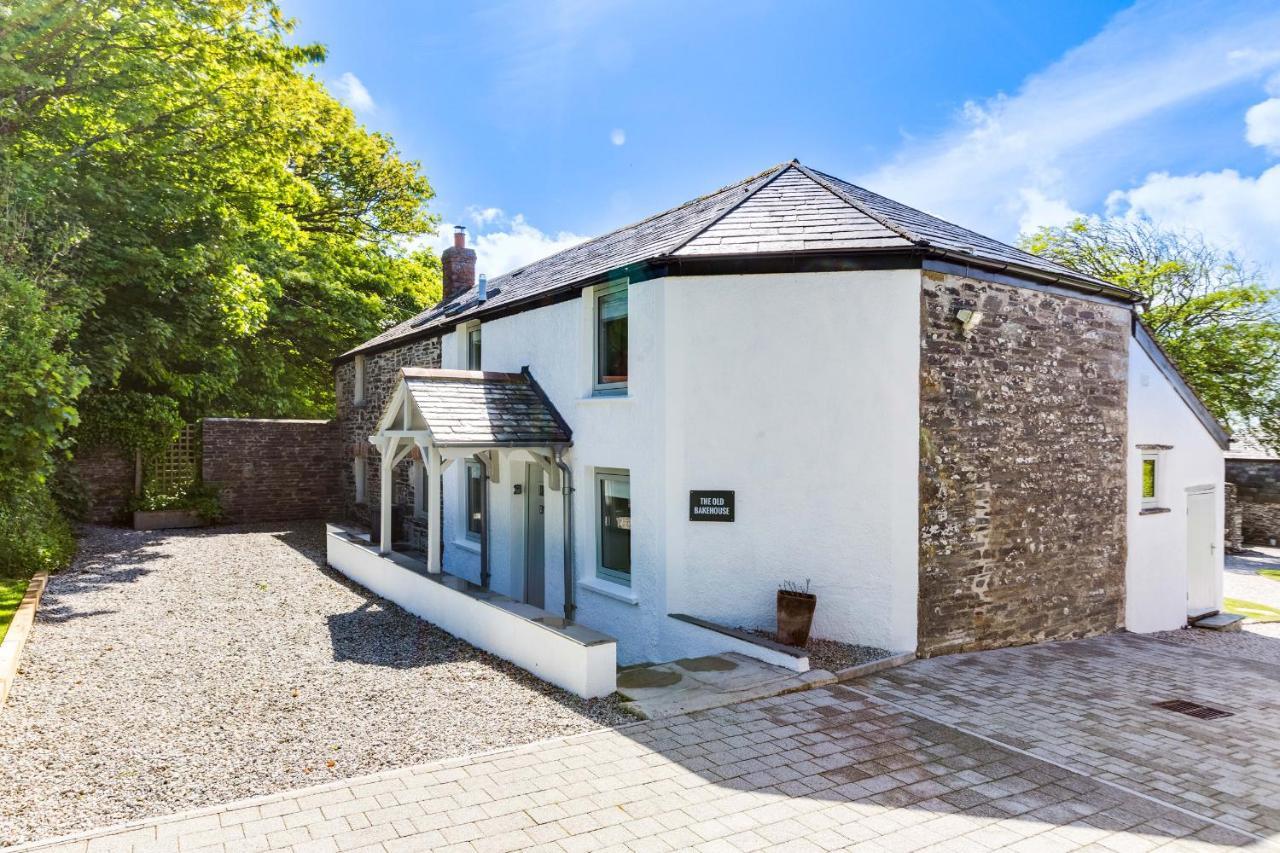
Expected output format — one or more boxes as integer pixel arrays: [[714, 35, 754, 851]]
[[776, 589, 817, 647], [133, 510, 206, 531]]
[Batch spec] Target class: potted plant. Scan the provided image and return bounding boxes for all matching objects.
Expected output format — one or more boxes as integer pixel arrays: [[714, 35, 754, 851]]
[[777, 579, 816, 647]]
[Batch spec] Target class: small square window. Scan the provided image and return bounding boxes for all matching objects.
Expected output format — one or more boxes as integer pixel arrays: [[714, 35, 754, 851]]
[[466, 324, 482, 371], [596, 469, 631, 586], [465, 460, 484, 539], [594, 282, 628, 392]]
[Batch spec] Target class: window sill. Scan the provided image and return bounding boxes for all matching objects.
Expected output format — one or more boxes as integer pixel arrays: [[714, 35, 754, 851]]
[[578, 575, 638, 605], [1139, 507, 1171, 515], [453, 538, 481, 553], [579, 391, 631, 403]]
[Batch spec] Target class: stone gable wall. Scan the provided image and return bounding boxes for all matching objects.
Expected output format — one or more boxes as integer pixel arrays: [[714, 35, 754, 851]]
[[918, 271, 1130, 657], [1226, 459, 1280, 545], [334, 337, 442, 527], [202, 419, 342, 523]]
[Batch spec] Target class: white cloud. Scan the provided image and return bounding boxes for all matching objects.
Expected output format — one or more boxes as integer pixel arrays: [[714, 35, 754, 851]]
[[1106, 165, 1280, 279], [1245, 97, 1280, 153], [860, 0, 1280, 240], [331, 72, 376, 114], [610, 128, 626, 146], [435, 210, 587, 277]]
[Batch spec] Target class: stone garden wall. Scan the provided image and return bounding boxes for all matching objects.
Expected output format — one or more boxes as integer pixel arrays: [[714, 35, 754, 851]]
[[917, 270, 1131, 657], [1226, 459, 1280, 546], [201, 419, 342, 523]]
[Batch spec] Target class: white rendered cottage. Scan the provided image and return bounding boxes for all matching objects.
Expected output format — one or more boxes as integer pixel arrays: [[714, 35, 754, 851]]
[[327, 160, 1227, 698]]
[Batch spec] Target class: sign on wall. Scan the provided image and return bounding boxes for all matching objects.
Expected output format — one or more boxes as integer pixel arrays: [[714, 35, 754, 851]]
[[689, 490, 735, 522]]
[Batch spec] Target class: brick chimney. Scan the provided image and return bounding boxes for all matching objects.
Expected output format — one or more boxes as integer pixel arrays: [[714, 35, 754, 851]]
[[441, 225, 477, 302]]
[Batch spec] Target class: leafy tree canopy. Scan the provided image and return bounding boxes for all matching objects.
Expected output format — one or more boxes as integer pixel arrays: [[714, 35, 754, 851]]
[[0, 0, 440, 441], [1022, 218, 1280, 443]]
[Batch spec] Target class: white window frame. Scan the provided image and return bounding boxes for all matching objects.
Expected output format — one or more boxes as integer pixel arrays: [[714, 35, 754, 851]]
[[354, 455, 367, 504], [465, 322, 482, 371], [353, 354, 366, 405], [595, 468, 632, 587], [1141, 450, 1161, 509], [463, 459, 483, 541], [593, 280, 629, 395]]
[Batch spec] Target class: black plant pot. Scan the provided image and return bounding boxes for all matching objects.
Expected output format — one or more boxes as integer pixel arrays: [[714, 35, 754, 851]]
[[777, 589, 817, 647]]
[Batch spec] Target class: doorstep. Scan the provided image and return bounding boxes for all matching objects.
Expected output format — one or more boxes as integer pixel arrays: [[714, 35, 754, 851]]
[[616, 652, 836, 719]]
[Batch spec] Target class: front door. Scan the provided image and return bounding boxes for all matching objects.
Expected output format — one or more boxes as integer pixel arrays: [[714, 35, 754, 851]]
[[1186, 488, 1217, 616], [524, 463, 546, 608]]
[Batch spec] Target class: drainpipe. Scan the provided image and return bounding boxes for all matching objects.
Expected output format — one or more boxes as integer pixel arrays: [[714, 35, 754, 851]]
[[474, 452, 491, 589], [553, 448, 576, 622]]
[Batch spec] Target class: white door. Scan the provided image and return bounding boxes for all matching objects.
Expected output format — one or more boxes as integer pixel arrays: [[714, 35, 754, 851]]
[[524, 464, 545, 609], [1186, 489, 1217, 616]]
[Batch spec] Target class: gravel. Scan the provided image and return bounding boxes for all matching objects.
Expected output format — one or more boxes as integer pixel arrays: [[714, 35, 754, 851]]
[[1149, 623, 1280, 667], [744, 629, 892, 673], [0, 523, 630, 845]]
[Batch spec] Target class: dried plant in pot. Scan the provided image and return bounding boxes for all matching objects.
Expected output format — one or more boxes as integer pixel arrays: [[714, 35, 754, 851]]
[[777, 579, 816, 647]]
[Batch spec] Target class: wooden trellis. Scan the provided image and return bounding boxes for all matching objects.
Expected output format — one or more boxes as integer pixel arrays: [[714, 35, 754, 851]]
[[144, 423, 200, 496]]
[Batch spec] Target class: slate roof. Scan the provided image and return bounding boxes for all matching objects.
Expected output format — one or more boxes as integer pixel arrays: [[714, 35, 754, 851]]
[[345, 160, 1138, 358], [400, 368, 571, 447], [1226, 431, 1278, 461]]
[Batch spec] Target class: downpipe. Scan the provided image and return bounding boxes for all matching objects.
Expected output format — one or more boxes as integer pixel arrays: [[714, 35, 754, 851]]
[[553, 448, 576, 622]]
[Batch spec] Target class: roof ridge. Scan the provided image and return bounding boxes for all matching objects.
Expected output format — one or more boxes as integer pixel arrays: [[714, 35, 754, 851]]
[[659, 161, 794, 258], [791, 162, 926, 246]]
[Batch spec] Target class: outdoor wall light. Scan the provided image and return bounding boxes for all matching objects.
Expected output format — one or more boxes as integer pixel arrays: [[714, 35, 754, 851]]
[[955, 309, 984, 339]]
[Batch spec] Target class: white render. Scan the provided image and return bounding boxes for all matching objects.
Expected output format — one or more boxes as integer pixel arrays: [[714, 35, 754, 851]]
[[439, 270, 921, 665], [325, 526, 617, 699], [1125, 337, 1226, 633]]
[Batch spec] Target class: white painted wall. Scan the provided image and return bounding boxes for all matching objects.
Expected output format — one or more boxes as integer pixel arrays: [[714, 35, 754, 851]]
[[437, 270, 921, 665], [1126, 337, 1225, 633], [326, 526, 617, 698]]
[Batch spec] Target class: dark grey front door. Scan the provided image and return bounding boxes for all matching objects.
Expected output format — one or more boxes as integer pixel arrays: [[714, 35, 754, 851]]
[[524, 463, 545, 608]]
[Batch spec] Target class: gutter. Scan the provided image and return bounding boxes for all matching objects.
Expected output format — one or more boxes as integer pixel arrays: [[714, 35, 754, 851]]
[[474, 452, 491, 589]]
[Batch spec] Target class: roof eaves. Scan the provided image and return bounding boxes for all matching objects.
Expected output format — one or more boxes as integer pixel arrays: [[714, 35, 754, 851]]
[[1132, 317, 1230, 450]]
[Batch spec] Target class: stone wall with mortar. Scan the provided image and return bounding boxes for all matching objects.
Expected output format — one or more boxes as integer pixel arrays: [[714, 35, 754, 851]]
[[918, 270, 1130, 657], [1224, 482, 1243, 552], [334, 337, 442, 529], [202, 419, 342, 523], [1226, 459, 1280, 545]]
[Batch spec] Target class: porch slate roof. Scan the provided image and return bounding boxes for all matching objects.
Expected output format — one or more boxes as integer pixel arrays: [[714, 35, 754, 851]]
[[344, 160, 1139, 358], [401, 368, 571, 447]]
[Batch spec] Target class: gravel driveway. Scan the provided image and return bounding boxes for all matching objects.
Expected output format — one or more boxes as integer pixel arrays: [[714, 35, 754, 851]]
[[0, 523, 629, 846]]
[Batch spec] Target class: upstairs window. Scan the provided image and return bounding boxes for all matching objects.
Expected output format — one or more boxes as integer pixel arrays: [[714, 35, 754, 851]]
[[466, 324, 482, 371], [353, 354, 366, 405], [595, 281, 628, 393], [596, 469, 631, 586]]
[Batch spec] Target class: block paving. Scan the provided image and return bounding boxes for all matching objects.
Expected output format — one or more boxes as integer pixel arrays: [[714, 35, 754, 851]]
[[858, 632, 1280, 840], [13, 683, 1259, 852]]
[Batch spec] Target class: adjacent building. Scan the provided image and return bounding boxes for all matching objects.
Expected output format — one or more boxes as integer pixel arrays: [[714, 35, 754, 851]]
[[327, 160, 1228, 694]]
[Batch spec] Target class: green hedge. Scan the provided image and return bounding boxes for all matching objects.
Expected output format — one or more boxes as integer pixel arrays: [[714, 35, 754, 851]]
[[0, 487, 77, 576]]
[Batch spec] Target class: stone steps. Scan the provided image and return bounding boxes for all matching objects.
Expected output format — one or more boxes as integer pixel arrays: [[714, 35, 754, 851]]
[[1189, 611, 1245, 631]]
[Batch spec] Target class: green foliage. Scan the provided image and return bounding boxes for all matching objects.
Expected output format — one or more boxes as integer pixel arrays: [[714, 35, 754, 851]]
[[0, 486, 77, 575], [130, 482, 223, 523], [77, 391, 184, 457], [1021, 218, 1280, 441]]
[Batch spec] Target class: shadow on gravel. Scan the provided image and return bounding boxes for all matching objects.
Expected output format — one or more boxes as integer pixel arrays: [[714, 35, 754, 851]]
[[37, 531, 167, 625]]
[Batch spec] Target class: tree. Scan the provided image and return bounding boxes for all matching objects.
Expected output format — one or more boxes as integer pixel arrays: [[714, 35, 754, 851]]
[[1021, 218, 1280, 443]]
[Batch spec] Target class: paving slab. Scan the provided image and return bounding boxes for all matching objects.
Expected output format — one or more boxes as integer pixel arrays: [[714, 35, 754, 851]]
[[616, 652, 836, 718], [12, 684, 1260, 852]]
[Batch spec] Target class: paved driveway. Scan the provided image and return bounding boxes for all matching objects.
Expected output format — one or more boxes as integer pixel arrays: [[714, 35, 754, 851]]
[[857, 632, 1280, 840], [15, 682, 1261, 852]]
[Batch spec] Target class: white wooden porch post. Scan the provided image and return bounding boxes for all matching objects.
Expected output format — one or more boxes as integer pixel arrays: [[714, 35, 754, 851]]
[[427, 443, 442, 574], [379, 437, 395, 555]]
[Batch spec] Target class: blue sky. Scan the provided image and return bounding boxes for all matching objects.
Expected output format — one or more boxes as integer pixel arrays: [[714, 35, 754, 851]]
[[284, 0, 1280, 280]]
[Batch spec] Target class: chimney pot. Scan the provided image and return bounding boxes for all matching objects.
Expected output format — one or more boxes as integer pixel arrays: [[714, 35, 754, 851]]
[[453, 225, 466, 249], [477, 273, 488, 302]]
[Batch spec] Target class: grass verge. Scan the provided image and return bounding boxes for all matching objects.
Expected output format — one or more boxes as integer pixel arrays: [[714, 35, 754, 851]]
[[1224, 596, 1280, 622], [0, 573, 33, 646]]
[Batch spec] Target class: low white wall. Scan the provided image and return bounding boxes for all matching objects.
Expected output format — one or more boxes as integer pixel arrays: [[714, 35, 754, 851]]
[[326, 527, 617, 699], [1126, 338, 1225, 633]]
